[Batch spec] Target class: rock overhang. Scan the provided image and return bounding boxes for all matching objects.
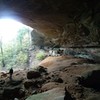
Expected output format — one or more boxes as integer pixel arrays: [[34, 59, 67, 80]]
[[0, 0, 100, 46]]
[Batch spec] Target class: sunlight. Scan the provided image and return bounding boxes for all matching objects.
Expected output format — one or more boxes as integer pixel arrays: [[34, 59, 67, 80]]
[[0, 18, 32, 43]]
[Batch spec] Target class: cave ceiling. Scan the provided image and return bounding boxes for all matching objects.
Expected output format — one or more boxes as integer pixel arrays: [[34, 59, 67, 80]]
[[0, 0, 100, 46]]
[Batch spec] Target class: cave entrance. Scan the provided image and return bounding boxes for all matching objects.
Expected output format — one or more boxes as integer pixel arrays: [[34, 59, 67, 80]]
[[0, 18, 33, 71]]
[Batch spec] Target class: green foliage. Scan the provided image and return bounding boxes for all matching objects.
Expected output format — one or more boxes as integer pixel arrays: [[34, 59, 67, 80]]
[[0, 27, 31, 69], [16, 51, 28, 65], [17, 27, 30, 50], [36, 51, 45, 60]]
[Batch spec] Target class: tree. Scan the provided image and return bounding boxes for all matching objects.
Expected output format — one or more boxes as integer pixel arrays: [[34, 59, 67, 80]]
[[0, 27, 32, 69], [0, 36, 5, 68], [17, 27, 30, 51]]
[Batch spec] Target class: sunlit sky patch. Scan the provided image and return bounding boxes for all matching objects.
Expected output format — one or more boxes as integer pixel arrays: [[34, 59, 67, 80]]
[[0, 18, 32, 43]]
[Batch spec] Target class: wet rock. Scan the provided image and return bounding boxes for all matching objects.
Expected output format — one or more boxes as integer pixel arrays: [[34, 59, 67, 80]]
[[27, 71, 41, 79], [79, 70, 100, 90]]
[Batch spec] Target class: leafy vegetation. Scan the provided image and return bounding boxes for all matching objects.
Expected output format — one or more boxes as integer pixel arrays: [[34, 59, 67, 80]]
[[0, 27, 31, 70], [36, 51, 45, 60]]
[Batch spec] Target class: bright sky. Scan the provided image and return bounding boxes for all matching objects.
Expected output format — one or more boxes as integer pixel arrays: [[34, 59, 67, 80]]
[[0, 18, 32, 43]]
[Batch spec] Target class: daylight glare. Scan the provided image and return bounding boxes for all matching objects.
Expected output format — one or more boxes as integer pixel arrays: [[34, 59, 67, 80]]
[[0, 18, 30, 43]]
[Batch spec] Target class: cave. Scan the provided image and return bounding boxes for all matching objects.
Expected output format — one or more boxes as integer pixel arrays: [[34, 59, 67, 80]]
[[0, 0, 100, 100]]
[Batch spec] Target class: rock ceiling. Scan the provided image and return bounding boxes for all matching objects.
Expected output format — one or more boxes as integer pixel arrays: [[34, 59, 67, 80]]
[[0, 0, 100, 46]]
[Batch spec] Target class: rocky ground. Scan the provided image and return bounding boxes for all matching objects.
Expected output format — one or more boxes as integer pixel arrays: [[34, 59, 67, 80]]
[[0, 54, 100, 100]]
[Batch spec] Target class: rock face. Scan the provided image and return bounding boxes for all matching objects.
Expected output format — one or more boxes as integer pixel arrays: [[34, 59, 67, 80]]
[[0, 0, 100, 46]]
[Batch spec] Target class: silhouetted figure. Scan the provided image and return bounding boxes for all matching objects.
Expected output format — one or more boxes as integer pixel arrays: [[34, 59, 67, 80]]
[[9, 68, 13, 81]]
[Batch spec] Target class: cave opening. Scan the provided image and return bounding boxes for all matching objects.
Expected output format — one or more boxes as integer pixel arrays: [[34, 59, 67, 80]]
[[0, 18, 34, 71]]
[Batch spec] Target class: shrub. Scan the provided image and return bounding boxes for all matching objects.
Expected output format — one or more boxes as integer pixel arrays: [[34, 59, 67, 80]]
[[36, 51, 45, 60]]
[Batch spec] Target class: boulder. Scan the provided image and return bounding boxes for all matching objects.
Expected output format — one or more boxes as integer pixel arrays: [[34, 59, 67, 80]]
[[27, 71, 41, 79], [24, 80, 35, 89], [37, 66, 47, 74], [24, 79, 42, 89], [79, 70, 100, 90]]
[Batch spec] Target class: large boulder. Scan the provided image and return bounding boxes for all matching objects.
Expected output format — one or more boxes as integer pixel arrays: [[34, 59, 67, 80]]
[[24, 80, 37, 89], [27, 71, 41, 79], [24, 79, 45, 89]]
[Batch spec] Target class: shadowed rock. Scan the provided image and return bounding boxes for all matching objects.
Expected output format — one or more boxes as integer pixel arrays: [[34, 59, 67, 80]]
[[27, 71, 41, 79], [79, 70, 100, 90], [64, 87, 75, 100], [3, 85, 21, 99]]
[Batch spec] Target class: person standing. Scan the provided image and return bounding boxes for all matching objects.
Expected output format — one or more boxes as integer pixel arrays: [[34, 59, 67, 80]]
[[9, 68, 13, 81]]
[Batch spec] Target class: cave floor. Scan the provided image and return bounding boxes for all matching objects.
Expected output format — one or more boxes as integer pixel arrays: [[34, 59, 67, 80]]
[[0, 55, 100, 100]]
